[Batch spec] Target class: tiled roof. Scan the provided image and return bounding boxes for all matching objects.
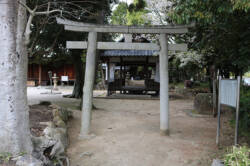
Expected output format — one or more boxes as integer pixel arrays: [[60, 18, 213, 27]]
[[101, 50, 159, 57]]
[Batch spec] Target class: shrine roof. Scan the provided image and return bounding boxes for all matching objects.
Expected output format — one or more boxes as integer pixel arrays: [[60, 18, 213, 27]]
[[101, 50, 159, 57]]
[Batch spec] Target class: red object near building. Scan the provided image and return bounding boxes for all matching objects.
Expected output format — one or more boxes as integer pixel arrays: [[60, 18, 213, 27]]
[[27, 64, 75, 86]]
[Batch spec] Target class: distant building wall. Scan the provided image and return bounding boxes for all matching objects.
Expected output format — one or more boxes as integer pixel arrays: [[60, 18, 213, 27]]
[[28, 64, 75, 85]]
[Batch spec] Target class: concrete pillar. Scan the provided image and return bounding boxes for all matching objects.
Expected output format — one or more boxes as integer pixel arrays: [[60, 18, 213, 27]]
[[109, 63, 115, 82], [105, 63, 108, 81], [155, 60, 160, 83], [145, 57, 149, 80], [107, 61, 110, 81], [159, 34, 169, 135], [80, 32, 98, 138]]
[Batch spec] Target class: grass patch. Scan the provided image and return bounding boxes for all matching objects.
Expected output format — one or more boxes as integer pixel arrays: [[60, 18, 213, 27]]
[[224, 146, 250, 166]]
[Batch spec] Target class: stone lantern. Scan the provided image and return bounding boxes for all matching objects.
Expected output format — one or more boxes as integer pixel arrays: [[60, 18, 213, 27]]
[[52, 73, 59, 90]]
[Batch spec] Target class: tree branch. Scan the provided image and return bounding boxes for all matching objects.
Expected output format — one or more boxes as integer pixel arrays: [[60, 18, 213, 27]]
[[25, 14, 34, 45], [20, 0, 100, 54], [18, 0, 33, 14], [20, 1, 62, 45], [35, 9, 62, 16]]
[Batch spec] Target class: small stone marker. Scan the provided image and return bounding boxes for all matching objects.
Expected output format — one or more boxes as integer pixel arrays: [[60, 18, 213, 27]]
[[194, 93, 213, 114]]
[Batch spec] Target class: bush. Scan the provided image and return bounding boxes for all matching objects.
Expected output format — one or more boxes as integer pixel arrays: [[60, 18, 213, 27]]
[[224, 146, 250, 166], [239, 85, 250, 135]]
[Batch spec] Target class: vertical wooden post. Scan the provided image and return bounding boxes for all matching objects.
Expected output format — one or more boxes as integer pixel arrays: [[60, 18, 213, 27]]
[[80, 32, 98, 138], [109, 63, 115, 82], [120, 57, 123, 94], [107, 60, 110, 96], [38, 64, 42, 85], [235, 76, 241, 145], [123, 63, 126, 83], [212, 77, 216, 116], [216, 76, 222, 145], [105, 63, 108, 81], [107, 60, 110, 81], [146, 57, 149, 80], [159, 34, 169, 135]]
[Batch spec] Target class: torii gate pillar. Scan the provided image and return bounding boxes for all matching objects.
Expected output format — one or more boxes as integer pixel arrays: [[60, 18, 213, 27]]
[[80, 32, 98, 137], [159, 34, 169, 135], [56, 18, 191, 137], [80, 33, 171, 137]]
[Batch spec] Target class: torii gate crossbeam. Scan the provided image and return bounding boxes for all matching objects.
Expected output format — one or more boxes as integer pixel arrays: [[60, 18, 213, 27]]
[[66, 41, 187, 51], [57, 18, 192, 34], [57, 18, 190, 138]]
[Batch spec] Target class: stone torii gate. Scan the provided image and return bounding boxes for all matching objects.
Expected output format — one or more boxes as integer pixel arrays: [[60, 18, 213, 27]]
[[57, 18, 190, 138]]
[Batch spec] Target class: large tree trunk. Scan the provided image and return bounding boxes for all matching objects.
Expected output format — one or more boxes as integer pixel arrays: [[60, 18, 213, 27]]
[[16, 0, 33, 154], [0, 0, 32, 154], [71, 50, 85, 98]]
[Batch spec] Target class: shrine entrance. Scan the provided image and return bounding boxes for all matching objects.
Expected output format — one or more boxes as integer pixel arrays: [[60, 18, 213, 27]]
[[100, 36, 160, 96], [57, 18, 191, 138]]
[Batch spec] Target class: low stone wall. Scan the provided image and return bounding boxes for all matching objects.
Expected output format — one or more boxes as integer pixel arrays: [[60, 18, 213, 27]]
[[16, 103, 72, 166]]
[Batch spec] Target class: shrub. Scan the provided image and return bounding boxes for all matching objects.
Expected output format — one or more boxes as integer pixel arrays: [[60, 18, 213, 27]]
[[239, 85, 250, 135], [224, 146, 250, 166]]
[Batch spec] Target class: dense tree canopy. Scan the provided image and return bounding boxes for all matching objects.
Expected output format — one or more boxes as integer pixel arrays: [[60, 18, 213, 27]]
[[27, 0, 111, 60], [111, 0, 150, 26], [111, 2, 128, 25], [26, 0, 113, 98], [168, 0, 250, 77]]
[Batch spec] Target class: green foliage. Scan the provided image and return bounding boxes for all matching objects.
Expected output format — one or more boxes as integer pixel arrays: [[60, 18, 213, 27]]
[[231, 0, 250, 11], [132, 0, 146, 11], [128, 0, 146, 14], [111, 2, 128, 25], [111, 0, 150, 26], [224, 146, 250, 166], [27, 0, 112, 64], [0, 152, 12, 163], [239, 85, 250, 135], [81, 52, 87, 63], [244, 72, 250, 77], [126, 10, 150, 25], [170, 82, 184, 89], [168, 0, 250, 77]]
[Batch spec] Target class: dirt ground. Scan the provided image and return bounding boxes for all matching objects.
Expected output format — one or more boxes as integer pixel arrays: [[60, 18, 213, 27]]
[[29, 103, 53, 137], [67, 98, 219, 166], [27, 87, 241, 166]]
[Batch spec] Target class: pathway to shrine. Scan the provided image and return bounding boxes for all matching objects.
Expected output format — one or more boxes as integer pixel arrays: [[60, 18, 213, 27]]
[[27, 87, 232, 166], [67, 98, 219, 166]]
